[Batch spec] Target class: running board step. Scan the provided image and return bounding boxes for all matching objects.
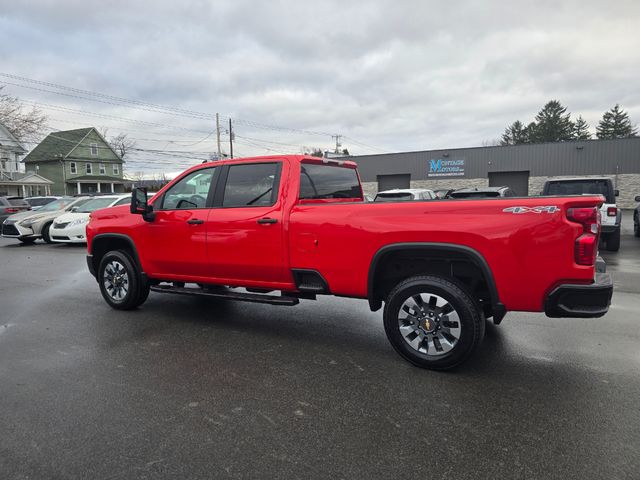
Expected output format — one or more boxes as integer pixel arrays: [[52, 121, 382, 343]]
[[150, 285, 300, 306]]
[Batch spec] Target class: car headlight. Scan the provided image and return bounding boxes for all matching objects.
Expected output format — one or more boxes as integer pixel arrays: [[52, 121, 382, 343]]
[[69, 218, 89, 227], [19, 217, 42, 227]]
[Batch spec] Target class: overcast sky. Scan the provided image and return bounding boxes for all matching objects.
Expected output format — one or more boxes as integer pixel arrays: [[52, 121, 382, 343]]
[[1, 0, 639, 174]]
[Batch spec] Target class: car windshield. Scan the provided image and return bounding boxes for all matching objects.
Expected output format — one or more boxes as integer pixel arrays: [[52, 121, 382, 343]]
[[38, 198, 75, 212], [450, 191, 501, 198], [375, 192, 414, 202], [27, 198, 55, 207], [76, 197, 121, 213], [546, 180, 613, 203]]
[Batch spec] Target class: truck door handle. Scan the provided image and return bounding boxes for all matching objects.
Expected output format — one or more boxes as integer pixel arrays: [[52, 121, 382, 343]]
[[187, 219, 204, 225], [257, 218, 278, 224]]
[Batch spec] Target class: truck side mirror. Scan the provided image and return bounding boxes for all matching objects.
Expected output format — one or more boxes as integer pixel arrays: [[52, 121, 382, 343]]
[[131, 187, 155, 221], [614, 189, 619, 197]]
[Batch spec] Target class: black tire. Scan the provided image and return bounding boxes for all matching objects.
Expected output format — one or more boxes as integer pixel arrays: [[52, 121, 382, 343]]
[[19, 237, 36, 245], [605, 229, 620, 252], [383, 275, 485, 370], [634, 214, 640, 238], [98, 250, 149, 310], [41, 222, 53, 244]]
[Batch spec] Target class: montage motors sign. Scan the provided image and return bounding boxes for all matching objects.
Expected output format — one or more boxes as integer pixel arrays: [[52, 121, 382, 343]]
[[427, 158, 465, 177]]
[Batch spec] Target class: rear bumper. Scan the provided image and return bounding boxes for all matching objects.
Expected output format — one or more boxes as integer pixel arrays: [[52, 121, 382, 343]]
[[544, 270, 613, 318]]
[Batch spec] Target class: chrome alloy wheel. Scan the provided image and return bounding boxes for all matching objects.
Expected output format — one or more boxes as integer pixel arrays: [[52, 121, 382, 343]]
[[103, 260, 130, 302], [398, 293, 462, 356]]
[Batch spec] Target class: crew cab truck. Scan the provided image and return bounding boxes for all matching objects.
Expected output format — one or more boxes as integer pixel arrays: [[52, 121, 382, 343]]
[[86, 155, 613, 370]]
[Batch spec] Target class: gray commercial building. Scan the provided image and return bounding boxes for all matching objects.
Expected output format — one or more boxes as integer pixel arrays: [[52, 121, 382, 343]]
[[351, 137, 640, 208]]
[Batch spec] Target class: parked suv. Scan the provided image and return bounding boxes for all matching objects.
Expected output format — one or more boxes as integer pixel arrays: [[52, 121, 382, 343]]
[[542, 177, 621, 251]]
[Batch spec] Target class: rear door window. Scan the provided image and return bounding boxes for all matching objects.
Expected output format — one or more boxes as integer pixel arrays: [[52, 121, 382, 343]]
[[299, 163, 362, 200], [222, 163, 280, 207]]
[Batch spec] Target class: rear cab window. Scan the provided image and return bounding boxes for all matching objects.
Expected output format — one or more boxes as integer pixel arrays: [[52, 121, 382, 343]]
[[8, 198, 29, 207], [299, 162, 363, 203]]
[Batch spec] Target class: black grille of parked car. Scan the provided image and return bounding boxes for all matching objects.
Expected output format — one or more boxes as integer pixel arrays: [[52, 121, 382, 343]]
[[52, 236, 70, 241], [54, 222, 70, 229], [2, 223, 20, 236]]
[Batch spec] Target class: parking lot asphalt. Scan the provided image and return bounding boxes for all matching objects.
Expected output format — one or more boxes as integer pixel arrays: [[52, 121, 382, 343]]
[[1, 212, 639, 480]]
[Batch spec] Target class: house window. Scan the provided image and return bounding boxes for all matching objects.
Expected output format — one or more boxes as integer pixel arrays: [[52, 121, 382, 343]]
[[70, 162, 77, 174], [90, 143, 98, 156], [113, 164, 119, 175], [86, 163, 92, 174], [99, 163, 106, 175]]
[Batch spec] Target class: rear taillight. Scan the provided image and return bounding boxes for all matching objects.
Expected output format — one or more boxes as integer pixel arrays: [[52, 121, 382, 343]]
[[607, 206, 617, 217], [5, 208, 19, 213], [567, 207, 600, 266]]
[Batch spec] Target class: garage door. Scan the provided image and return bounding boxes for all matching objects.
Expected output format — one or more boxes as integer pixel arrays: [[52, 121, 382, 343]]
[[488, 171, 530, 196], [377, 174, 411, 192]]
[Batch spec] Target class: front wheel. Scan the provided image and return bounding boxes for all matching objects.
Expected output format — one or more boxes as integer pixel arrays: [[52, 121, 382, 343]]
[[98, 250, 149, 310], [383, 275, 485, 370], [634, 214, 639, 238], [41, 222, 53, 244]]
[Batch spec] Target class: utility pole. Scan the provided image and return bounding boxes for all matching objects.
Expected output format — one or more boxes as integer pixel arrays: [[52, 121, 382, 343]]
[[216, 113, 221, 159], [229, 118, 234, 159], [332, 134, 342, 154]]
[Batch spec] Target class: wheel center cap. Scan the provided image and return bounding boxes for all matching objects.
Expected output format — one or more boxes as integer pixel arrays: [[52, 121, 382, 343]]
[[421, 317, 435, 332]]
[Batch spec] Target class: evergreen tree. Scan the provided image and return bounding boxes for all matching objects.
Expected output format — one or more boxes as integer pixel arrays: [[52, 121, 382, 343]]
[[572, 115, 591, 140], [596, 104, 638, 139], [531, 100, 574, 142], [501, 120, 530, 145]]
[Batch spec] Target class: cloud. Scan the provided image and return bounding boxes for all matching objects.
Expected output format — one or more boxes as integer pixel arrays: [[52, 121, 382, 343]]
[[1, 0, 640, 171]]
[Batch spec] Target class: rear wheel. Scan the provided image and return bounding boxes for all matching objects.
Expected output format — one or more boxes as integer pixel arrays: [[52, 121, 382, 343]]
[[383, 275, 485, 370], [98, 250, 149, 309], [41, 222, 53, 244], [634, 214, 640, 238], [605, 229, 620, 252]]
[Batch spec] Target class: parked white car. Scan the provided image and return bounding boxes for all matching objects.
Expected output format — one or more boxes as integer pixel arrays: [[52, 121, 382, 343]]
[[50, 195, 130, 243]]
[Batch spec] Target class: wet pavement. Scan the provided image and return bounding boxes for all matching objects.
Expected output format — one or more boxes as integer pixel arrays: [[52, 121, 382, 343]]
[[1, 212, 639, 479]]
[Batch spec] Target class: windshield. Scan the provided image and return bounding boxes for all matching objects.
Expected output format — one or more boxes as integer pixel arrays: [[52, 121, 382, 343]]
[[38, 198, 75, 212], [76, 197, 121, 213], [375, 192, 414, 202], [450, 191, 501, 199], [546, 180, 613, 203]]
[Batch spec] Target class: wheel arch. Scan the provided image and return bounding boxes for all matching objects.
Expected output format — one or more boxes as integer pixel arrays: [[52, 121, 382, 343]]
[[367, 242, 505, 322], [89, 233, 143, 279]]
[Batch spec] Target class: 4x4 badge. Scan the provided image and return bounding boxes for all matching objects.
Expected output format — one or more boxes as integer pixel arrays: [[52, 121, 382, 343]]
[[503, 206, 560, 214]]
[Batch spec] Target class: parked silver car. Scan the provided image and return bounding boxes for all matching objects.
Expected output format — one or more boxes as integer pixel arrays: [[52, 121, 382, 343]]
[[1, 196, 91, 244]]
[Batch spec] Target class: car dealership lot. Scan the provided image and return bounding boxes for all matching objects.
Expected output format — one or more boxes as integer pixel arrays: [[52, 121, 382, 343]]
[[1, 214, 639, 479]]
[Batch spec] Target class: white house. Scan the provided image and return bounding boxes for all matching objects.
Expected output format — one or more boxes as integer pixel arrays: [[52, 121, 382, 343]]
[[0, 121, 54, 197]]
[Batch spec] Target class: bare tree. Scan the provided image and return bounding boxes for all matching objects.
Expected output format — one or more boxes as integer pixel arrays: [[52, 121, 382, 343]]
[[108, 132, 137, 159], [0, 86, 48, 143]]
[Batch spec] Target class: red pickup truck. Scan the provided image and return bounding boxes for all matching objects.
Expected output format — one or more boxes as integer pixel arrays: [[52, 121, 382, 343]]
[[86, 155, 613, 370]]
